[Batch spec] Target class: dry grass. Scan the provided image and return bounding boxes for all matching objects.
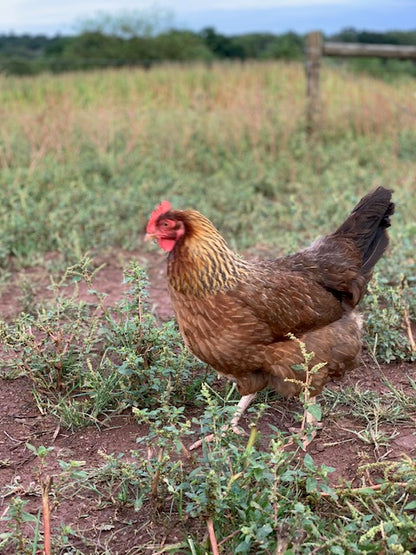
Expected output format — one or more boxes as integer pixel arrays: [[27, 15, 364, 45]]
[[1, 61, 415, 172], [322, 67, 415, 139]]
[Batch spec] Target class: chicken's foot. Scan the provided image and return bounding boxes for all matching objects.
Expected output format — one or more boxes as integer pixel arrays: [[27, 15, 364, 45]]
[[188, 393, 257, 451], [230, 393, 257, 428]]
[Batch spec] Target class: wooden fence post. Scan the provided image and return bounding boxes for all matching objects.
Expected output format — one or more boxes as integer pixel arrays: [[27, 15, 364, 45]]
[[305, 31, 323, 137], [304, 34, 416, 137]]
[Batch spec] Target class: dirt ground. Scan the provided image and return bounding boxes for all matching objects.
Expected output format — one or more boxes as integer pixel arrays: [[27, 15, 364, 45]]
[[0, 250, 415, 553]]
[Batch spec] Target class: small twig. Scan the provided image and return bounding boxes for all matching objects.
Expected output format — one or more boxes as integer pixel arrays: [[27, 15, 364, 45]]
[[42, 476, 53, 555], [404, 308, 416, 352], [218, 529, 240, 547], [11, 414, 39, 419], [207, 518, 220, 555], [151, 447, 164, 498], [179, 440, 192, 459], [3, 430, 24, 443], [52, 423, 61, 442], [320, 481, 409, 497]]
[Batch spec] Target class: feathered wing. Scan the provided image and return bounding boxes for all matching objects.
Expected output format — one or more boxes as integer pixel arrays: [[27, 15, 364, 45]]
[[232, 187, 394, 335], [230, 268, 344, 338]]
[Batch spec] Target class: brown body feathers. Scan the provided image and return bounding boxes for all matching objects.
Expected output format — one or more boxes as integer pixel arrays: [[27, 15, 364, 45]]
[[146, 188, 394, 399]]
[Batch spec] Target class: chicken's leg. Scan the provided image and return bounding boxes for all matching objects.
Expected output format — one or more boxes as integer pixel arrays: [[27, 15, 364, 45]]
[[189, 393, 257, 451], [230, 393, 257, 428]]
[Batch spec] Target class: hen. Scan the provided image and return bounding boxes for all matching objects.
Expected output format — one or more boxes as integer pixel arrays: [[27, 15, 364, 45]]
[[145, 188, 394, 447]]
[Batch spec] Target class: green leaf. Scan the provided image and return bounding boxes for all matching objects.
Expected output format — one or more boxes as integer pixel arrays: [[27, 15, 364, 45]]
[[307, 403, 322, 422], [303, 453, 317, 471], [291, 364, 304, 372], [306, 477, 318, 493]]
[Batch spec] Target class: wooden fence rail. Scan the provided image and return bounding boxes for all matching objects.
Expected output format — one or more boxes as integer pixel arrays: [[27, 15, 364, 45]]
[[324, 42, 416, 59], [305, 31, 416, 135]]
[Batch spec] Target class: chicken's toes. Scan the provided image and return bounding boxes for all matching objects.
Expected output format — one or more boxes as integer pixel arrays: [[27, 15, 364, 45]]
[[188, 433, 215, 451]]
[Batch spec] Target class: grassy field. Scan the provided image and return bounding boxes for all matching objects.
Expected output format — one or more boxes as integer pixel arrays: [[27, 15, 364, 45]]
[[0, 61, 415, 553], [1, 61, 415, 264]]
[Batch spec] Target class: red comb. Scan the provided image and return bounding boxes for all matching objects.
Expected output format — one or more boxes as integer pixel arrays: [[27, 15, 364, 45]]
[[146, 200, 172, 233]]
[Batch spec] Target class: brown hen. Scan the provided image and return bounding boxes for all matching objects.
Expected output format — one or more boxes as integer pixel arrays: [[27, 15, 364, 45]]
[[145, 188, 394, 446]]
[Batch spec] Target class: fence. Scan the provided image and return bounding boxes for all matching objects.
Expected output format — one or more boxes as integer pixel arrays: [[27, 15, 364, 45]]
[[305, 31, 416, 135]]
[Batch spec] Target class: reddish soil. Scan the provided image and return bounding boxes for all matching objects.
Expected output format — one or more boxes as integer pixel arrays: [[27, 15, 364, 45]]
[[0, 250, 415, 553]]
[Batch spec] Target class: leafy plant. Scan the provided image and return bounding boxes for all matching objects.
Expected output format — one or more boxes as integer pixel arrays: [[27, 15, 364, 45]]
[[0, 259, 206, 428], [107, 262, 208, 408], [0, 497, 42, 554], [0, 444, 85, 554], [0, 257, 112, 425], [363, 274, 416, 363]]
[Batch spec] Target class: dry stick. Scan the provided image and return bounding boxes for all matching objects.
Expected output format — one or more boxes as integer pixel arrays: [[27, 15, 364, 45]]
[[179, 440, 192, 459], [151, 447, 165, 498], [404, 308, 416, 352], [218, 529, 240, 547], [207, 518, 220, 555], [320, 481, 409, 497], [42, 476, 52, 555]]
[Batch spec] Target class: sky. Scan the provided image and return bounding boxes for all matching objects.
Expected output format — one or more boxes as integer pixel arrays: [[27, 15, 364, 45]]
[[2, 0, 416, 37]]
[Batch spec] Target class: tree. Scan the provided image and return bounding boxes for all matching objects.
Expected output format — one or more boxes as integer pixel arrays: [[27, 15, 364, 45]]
[[200, 27, 244, 59], [76, 7, 174, 39], [154, 31, 213, 61]]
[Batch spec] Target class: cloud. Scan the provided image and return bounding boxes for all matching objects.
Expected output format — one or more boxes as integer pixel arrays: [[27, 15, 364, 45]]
[[0, 0, 413, 36], [3, 0, 364, 27]]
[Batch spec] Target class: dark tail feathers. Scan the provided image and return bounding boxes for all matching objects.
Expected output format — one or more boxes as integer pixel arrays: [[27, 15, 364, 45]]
[[336, 186, 394, 276]]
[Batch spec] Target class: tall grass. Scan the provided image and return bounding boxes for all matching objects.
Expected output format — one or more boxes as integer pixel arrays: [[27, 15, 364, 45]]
[[1, 62, 414, 161], [0, 61, 414, 271], [0, 62, 303, 171]]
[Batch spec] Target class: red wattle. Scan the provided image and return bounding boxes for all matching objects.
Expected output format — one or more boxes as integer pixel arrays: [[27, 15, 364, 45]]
[[158, 238, 176, 252]]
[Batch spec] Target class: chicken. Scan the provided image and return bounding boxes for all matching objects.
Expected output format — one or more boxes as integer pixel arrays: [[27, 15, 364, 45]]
[[145, 187, 394, 447]]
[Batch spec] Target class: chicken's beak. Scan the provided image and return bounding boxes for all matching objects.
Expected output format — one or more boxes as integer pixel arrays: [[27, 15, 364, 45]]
[[144, 232, 156, 243]]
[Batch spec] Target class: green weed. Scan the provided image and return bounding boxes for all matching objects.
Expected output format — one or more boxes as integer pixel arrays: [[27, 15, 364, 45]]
[[0, 260, 206, 428], [107, 262, 209, 409], [363, 274, 416, 363], [0, 444, 86, 554]]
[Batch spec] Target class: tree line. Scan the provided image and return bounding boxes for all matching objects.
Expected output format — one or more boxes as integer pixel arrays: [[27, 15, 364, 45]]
[[1, 26, 416, 77]]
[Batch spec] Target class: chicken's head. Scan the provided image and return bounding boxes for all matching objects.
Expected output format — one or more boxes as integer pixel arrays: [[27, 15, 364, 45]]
[[145, 201, 185, 252]]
